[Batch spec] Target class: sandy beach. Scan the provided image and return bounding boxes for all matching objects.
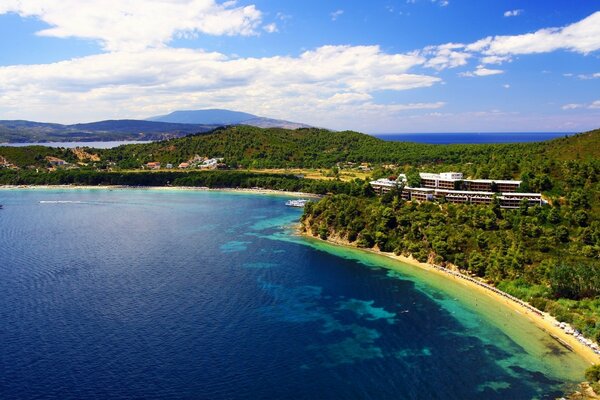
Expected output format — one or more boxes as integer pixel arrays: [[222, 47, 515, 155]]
[[0, 184, 322, 199], [300, 229, 600, 366]]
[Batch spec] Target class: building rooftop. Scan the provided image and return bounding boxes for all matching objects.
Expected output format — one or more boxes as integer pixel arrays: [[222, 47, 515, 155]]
[[468, 179, 522, 185]]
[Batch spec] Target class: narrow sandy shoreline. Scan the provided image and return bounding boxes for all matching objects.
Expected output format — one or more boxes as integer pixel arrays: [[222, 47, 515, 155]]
[[300, 229, 600, 366], [0, 184, 322, 198]]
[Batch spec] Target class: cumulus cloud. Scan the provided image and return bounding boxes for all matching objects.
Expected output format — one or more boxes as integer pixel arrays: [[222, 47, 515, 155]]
[[0, 45, 442, 125], [467, 11, 600, 56], [504, 9, 523, 17], [422, 43, 470, 70], [459, 65, 504, 77], [0, 0, 266, 51]]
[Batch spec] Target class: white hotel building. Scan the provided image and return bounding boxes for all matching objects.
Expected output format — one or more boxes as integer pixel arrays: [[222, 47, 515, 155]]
[[370, 172, 542, 209]]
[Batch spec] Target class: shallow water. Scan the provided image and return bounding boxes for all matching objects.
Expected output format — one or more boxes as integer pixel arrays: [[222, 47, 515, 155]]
[[0, 188, 588, 399]]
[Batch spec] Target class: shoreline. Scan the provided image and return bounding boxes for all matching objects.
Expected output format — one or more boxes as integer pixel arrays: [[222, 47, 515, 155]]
[[299, 228, 600, 366], [0, 184, 322, 199]]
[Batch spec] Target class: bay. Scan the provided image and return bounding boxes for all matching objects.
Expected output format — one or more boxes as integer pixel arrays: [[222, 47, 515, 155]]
[[0, 188, 588, 399]]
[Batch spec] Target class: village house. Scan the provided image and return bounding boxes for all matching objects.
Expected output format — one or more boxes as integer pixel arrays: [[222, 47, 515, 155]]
[[146, 162, 161, 170], [46, 156, 67, 166]]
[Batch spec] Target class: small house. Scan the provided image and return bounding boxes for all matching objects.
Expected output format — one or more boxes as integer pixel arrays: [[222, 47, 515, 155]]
[[146, 162, 161, 169]]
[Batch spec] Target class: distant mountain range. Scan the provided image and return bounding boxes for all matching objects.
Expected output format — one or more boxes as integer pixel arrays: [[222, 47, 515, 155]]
[[148, 109, 311, 130], [0, 109, 311, 143]]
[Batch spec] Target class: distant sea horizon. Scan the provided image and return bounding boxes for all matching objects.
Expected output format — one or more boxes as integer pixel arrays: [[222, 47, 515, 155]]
[[372, 132, 575, 144]]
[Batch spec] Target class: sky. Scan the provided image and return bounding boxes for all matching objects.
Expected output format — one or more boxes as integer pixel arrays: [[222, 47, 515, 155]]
[[0, 1, 599, 133]]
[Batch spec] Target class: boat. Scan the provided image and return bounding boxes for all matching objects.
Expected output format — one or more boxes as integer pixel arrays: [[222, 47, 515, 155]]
[[285, 199, 309, 208]]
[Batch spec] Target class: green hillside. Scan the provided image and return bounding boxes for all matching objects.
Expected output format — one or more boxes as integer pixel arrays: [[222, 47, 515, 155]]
[[94, 125, 597, 169]]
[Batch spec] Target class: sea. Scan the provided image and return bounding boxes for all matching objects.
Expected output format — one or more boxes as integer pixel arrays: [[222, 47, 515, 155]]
[[373, 132, 574, 144], [0, 188, 589, 399]]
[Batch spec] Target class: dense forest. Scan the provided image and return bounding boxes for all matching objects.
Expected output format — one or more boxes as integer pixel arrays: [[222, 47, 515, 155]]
[[300, 128, 600, 343], [0, 169, 366, 195], [93, 125, 597, 171]]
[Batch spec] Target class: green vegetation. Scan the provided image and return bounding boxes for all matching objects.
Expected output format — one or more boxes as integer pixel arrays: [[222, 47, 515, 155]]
[[586, 364, 600, 393], [301, 146, 600, 341], [91, 125, 595, 171], [0, 169, 367, 195]]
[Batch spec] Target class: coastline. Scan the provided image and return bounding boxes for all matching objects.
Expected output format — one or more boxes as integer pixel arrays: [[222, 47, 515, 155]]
[[0, 184, 322, 199], [299, 228, 600, 366]]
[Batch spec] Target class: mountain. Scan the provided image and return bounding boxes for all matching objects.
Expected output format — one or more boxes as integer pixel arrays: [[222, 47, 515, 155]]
[[240, 117, 311, 130], [0, 119, 217, 143], [148, 109, 257, 125], [148, 109, 311, 129], [0, 109, 312, 143]]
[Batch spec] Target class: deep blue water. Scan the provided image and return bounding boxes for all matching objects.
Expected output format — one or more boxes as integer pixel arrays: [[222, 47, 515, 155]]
[[373, 132, 574, 144], [0, 189, 583, 399]]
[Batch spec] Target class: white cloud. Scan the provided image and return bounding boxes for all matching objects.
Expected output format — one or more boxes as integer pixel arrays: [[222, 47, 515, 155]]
[[578, 72, 600, 80], [562, 103, 583, 110], [331, 9, 344, 21], [504, 9, 523, 17], [467, 11, 600, 56], [0, 45, 441, 126], [405, 0, 448, 7], [588, 100, 600, 109], [0, 0, 266, 51], [562, 100, 600, 110], [422, 43, 470, 70], [480, 55, 511, 64], [263, 23, 278, 33], [459, 65, 504, 77], [503, 84, 510, 89]]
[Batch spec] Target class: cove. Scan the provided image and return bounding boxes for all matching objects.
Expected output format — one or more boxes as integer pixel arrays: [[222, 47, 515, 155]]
[[0, 187, 588, 399]]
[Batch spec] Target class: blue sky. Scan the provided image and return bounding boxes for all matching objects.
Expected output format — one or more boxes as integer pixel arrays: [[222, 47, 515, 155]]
[[0, 1, 598, 133]]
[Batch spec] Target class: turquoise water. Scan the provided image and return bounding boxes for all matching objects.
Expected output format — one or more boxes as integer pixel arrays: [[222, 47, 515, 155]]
[[0, 188, 587, 399]]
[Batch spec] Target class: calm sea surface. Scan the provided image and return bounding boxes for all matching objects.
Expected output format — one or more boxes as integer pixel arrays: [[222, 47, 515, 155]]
[[373, 132, 574, 144], [0, 188, 588, 399]]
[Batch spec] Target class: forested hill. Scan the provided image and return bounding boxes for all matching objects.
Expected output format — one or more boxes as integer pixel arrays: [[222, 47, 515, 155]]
[[98, 125, 599, 169], [3, 125, 598, 175]]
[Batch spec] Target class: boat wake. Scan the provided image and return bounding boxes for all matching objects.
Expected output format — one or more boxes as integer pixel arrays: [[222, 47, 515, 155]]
[[39, 200, 86, 204]]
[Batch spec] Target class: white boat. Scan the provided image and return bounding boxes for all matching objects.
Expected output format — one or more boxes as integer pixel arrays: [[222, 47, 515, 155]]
[[285, 199, 308, 208]]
